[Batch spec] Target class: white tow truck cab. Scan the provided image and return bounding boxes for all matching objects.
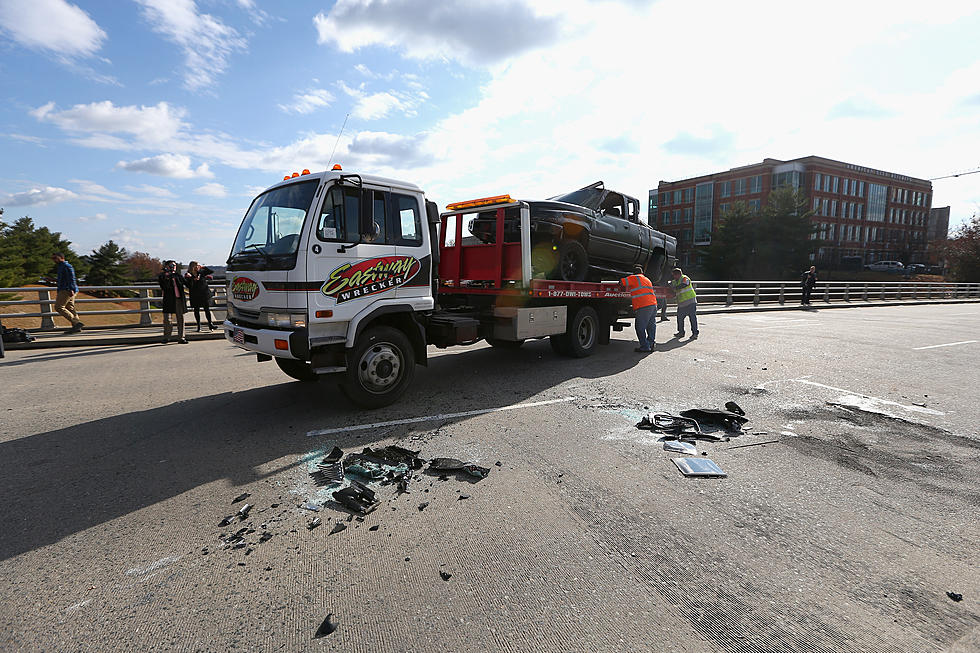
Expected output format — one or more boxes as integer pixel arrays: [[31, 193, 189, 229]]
[[225, 167, 636, 408]]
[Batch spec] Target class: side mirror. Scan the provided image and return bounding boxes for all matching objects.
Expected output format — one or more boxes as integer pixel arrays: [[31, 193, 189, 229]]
[[359, 189, 375, 237]]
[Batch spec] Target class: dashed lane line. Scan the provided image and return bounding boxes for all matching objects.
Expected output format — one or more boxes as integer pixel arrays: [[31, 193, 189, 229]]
[[911, 340, 977, 350]]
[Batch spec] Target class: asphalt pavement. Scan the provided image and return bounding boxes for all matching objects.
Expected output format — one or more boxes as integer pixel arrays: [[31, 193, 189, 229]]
[[1, 303, 978, 652]]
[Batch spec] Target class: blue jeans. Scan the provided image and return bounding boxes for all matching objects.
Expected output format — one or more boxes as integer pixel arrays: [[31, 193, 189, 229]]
[[677, 302, 698, 335], [634, 305, 657, 350]]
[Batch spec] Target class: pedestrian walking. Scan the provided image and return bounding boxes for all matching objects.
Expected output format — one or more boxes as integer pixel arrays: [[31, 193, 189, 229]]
[[670, 267, 698, 339], [621, 265, 658, 353], [158, 260, 188, 344], [184, 261, 215, 331], [51, 253, 84, 332], [801, 265, 817, 306]]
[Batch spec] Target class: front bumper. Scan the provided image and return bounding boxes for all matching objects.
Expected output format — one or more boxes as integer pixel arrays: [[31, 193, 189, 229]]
[[223, 320, 309, 360]]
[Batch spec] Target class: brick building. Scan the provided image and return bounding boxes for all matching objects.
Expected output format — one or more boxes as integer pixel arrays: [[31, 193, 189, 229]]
[[926, 206, 950, 266], [649, 156, 933, 269]]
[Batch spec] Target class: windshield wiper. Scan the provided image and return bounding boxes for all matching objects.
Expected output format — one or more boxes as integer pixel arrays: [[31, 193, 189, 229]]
[[240, 243, 273, 262]]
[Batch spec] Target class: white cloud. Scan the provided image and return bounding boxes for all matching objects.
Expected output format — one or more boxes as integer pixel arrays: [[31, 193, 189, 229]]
[[110, 228, 145, 249], [70, 179, 132, 200], [3, 132, 45, 145], [31, 100, 186, 147], [194, 182, 227, 198], [78, 212, 108, 222], [278, 88, 334, 115], [338, 81, 423, 120], [124, 184, 177, 198], [116, 153, 212, 179], [314, 0, 564, 65], [135, 0, 246, 90], [0, 186, 78, 206], [0, 0, 106, 58]]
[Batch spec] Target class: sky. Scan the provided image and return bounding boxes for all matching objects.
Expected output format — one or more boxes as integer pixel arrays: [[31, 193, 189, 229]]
[[1, 0, 979, 265]]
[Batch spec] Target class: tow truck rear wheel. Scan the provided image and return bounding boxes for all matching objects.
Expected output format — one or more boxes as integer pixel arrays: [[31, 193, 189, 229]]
[[275, 357, 319, 382], [340, 326, 415, 408], [555, 306, 599, 358]]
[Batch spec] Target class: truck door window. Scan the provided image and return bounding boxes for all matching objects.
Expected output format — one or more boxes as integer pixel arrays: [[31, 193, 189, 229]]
[[317, 186, 390, 244], [393, 193, 422, 245], [364, 191, 387, 243]]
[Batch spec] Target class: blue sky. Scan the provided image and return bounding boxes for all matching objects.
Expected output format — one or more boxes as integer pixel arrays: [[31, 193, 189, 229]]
[[1, 0, 979, 265]]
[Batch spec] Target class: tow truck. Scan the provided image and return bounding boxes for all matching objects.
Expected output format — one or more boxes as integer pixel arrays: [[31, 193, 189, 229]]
[[224, 167, 646, 408]]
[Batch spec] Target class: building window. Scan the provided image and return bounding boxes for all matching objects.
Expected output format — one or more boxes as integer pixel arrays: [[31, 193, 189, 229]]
[[822, 199, 829, 215], [674, 190, 682, 203], [719, 203, 730, 215], [813, 197, 820, 213], [823, 176, 831, 192], [856, 204, 863, 219], [833, 177, 839, 193], [661, 192, 670, 206], [814, 173, 821, 190], [694, 182, 714, 242], [734, 178, 747, 195], [831, 200, 838, 217], [673, 209, 681, 223], [748, 199, 761, 211], [868, 183, 887, 222], [858, 181, 865, 197], [720, 181, 731, 198], [684, 207, 693, 222], [683, 188, 694, 203], [750, 175, 762, 193], [682, 229, 692, 241], [661, 211, 669, 225]]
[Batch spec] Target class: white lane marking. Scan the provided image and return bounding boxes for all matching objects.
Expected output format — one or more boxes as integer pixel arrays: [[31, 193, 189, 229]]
[[307, 397, 577, 437], [754, 378, 944, 416], [946, 313, 978, 316], [748, 321, 820, 330], [912, 340, 977, 350]]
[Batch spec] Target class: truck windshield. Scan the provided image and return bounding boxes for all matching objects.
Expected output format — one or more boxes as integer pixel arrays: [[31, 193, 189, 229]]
[[549, 188, 603, 210], [229, 180, 318, 266]]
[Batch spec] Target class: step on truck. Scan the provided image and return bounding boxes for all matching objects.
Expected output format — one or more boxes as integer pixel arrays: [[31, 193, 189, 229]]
[[223, 167, 657, 408]]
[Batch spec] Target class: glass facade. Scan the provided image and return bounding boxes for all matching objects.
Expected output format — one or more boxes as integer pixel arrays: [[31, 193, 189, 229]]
[[772, 171, 801, 189], [867, 183, 887, 222], [694, 182, 713, 243]]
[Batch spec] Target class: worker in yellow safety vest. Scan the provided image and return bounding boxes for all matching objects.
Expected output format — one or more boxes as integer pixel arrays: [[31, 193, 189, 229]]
[[670, 267, 698, 339], [621, 265, 658, 353]]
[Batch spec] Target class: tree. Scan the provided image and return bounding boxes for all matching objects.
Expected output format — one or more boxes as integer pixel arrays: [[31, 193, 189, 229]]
[[84, 240, 129, 294], [946, 214, 980, 282], [0, 216, 86, 287], [124, 251, 163, 281], [705, 202, 755, 279]]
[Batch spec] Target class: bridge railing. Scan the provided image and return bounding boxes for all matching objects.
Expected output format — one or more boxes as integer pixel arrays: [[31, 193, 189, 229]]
[[1, 280, 979, 332], [0, 284, 228, 330]]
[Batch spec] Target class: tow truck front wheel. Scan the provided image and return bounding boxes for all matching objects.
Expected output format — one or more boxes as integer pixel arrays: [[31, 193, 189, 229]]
[[340, 326, 416, 408]]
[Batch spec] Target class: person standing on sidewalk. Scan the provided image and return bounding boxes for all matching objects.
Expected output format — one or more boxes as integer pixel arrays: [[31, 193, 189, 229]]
[[158, 260, 188, 344], [621, 265, 658, 353], [670, 267, 698, 339], [51, 253, 84, 332], [801, 265, 817, 306], [183, 261, 215, 331]]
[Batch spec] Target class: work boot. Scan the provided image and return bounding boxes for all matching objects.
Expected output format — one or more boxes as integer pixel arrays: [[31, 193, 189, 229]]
[[178, 338, 189, 344], [691, 332, 699, 340], [634, 347, 651, 353], [674, 331, 684, 338], [161, 338, 170, 344]]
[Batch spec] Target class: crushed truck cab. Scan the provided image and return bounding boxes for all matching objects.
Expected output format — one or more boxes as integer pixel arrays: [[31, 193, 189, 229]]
[[224, 170, 640, 408]]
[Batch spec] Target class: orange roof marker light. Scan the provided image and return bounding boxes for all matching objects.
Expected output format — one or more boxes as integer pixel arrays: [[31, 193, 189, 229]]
[[331, 164, 343, 171], [445, 194, 514, 212], [283, 175, 290, 180], [291, 172, 300, 178], [301, 169, 310, 175]]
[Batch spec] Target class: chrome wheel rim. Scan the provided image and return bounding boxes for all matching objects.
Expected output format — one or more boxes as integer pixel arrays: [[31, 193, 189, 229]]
[[357, 342, 402, 393]]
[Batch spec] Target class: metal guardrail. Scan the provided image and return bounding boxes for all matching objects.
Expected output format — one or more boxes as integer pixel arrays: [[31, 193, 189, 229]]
[[1, 281, 978, 333], [0, 284, 228, 330]]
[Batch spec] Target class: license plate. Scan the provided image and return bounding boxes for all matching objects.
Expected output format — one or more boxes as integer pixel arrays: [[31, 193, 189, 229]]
[[233, 328, 245, 344]]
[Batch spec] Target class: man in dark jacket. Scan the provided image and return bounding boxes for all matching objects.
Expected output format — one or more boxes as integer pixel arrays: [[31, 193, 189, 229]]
[[51, 253, 84, 332], [801, 265, 817, 306], [158, 260, 188, 344]]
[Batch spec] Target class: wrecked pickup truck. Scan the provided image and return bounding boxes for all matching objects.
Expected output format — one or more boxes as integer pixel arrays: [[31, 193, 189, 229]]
[[469, 181, 676, 282]]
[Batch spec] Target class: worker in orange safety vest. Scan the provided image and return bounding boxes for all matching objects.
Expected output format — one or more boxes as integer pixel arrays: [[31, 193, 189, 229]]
[[621, 265, 658, 353]]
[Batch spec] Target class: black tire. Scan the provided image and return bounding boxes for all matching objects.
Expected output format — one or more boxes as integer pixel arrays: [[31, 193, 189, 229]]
[[645, 248, 667, 283], [340, 326, 416, 408], [487, 338, 525, 349], [557, 240, 588, 282], [550, 334, 571, 356], [564, 306, 599, 358], [275, 357, 319, 382]]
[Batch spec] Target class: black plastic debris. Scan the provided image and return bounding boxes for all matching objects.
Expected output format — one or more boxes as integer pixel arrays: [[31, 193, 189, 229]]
[[314, 613, 337, 638], [947, 591, 963, 602], [259, 532, 273, 543], [332, 481, 379, 515], [428, 457, 466, 471], [680, 408, 748, 432], [724, 401, 745, 416], [458, 494, 470, 500], [637, 413, 702, 436], [329, 522, 347, 535], [307, 517, 321, 530], [237, 504, 253, 520], [218, 515, 235, 527], [462, 464, 490, 479], [495, 461, 502, 467], [440, 571, 452, 581], [322, 446, 344, 463], [368, 524, 379, 531], [311, 446, 346, 486], [418, 502, 429, 511], [231, 492, 251, 504]]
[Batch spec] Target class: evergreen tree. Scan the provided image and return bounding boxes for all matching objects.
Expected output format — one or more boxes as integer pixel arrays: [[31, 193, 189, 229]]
[[752, 187, 818, 279], [705, 202, 755, 279], [84, 240, 130, 295], [0, 216, 86, 287]]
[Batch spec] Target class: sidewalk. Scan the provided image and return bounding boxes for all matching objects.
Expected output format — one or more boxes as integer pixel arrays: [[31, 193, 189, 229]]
[[3, 297, 977, 351]]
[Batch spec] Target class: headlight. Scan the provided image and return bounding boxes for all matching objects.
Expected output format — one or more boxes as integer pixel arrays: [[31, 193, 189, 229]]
[[265, 312, 306, 328]]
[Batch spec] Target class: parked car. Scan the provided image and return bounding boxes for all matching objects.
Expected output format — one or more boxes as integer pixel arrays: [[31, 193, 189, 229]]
[[864, 260, 904, 273], [904, 263, 926, 275], [468, 181, 677, 282]]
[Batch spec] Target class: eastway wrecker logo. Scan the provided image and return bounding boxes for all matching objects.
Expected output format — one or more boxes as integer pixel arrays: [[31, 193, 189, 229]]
[[320, 256, 421, 303], [231, 276, 260, 301]]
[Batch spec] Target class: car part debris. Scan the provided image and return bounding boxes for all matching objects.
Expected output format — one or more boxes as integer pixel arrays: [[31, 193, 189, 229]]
[[727, 439, 782, 450], [680, 408, 748, 432], [724, 401, 745, 416], [672, 457, 727, 478], [495, 461, 502, 467], [663, 441, 698, 455], [302, 502, 321, 512], [332, 481, 379, 515], [440, 571, 452, 581], [458, 494, 471, 500], [259, 532, 273, 543], [218, 515, 235, 527], [947, 591, 963, 602], [638, 413, 701, 435], [314, 613, 337, 638], [396, 477, 410, 494], [308, 517, 321, 530], [231, 492, 251, 504], [429, 457, 466, 471], [368, 524, 379, 531], [329, 522, 347, 535], [418, 502, 429, 511], [462, 464, 490, 479], [237, 504, 252, 520], [311, 461, 345, 486]]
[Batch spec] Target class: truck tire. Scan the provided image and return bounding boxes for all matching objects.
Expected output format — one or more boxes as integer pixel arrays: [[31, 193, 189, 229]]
[[487, 338, 524, 349], [564, 306, 599, 358], [645, 248, 667, 283], [340, 326, 416, 408], [557, 240, 588, 282], [275, 357, 319, 382], [550, 334, 570, 356]]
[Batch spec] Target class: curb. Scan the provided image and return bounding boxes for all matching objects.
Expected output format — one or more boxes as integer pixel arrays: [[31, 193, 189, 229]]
[[5, 331, 226, 351]]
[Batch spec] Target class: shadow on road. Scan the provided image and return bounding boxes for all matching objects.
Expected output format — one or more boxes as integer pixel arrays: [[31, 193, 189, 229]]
[[0, 338, 643, 562]]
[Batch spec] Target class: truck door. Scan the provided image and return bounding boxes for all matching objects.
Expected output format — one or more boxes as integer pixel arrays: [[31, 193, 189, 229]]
[[592, 195, 635, 264], [389, 190, 432, 303], [306, 182, 397, 330]]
